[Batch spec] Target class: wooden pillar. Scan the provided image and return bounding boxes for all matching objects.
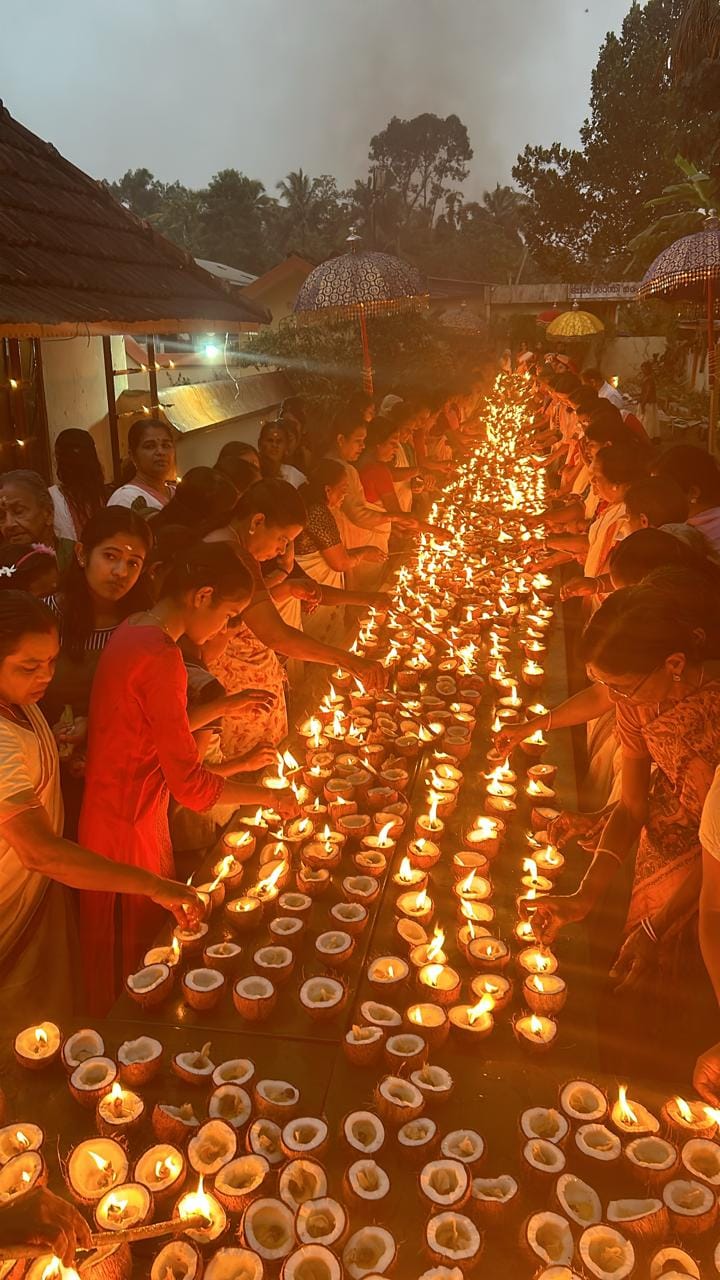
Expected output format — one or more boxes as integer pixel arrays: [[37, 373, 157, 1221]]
[[7, 338, 27, 446], [102, 336, 122, 483], [31, 339, 52, 479], [147, 335, 159, 411]]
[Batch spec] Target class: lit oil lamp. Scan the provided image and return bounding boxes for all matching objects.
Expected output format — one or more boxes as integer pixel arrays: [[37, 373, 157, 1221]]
[[516, 945, 558, 977], [660, 1096, 717, 1141], [453, 869, 492, 904], [526, 777, 556, 805], [367, 956, 409, 993], [134, 1145, 185, 1201], [520, 725, 548, 759], [418, 963, 461, 1006], [97, 1082, 145, 1136], [247, 860, 287, 915], [174, 1175, 226, 1242], [513, 1012, 558, 1052], [221, 828, 256, 864], [407, 836, 441, 871], [405, 1002, 449, 1049], [464, 816, 503, 860], [414, 794, 445, 842], [520, 858, 553, 896], [409, 926, 447, 969], [457, 911, 492, 954], [533, 841, 565, 881], [610, 1086, 660, 1137], [94, 1182, 151, 1231], [66, 1139, 128, 1202], [361, 820, 397, 859], [14, 1022, 61, 1070], [466, 936, 510, 972], [393, 855, 428, 891], [471, 974, 513, 1013], [224, 895, 263, 934], [484, 775, 517, 817], [522, 658, 546, 688], [283, 815, 315, 853], [449, 994, 495, 1042], [528, 761, 558, 787], [523, 973, 567, 1016], [396, 887, 434, 926]]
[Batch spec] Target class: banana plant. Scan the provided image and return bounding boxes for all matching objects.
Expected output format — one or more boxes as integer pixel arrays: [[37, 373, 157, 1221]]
[[628, 154, 719, 268]]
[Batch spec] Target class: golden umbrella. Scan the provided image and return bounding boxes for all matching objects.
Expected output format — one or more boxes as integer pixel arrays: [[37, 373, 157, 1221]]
[[546, 301, 605, 339]]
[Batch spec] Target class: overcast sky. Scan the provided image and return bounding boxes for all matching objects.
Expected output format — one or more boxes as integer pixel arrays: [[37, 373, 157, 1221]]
[[2, 0, 631, 201]]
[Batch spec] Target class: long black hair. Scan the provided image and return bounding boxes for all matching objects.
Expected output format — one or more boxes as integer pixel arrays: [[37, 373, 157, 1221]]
[[54, 429, 106, 527], [234, 478, 307, 529], [301, 459, 346, 508], [151, 467, 238, 536], [60, 507, 154, 657], [581, 572, 716, 676], [155, 531, 254, 604]]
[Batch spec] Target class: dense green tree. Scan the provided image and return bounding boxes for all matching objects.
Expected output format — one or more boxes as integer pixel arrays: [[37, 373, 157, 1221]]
[[193, 169, 273, 272], [106, 167, 166, 219], [369, 113, 472, 224]]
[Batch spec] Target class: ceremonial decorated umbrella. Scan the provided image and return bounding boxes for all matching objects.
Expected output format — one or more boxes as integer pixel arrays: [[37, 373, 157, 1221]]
[[546, 301, 605, 339], [293, 230, 428, 394], [637, 212, 720, 445], [536, 308, 563, 326]]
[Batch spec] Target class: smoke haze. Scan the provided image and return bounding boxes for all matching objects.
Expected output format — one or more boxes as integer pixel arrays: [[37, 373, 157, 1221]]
[[1, 0, 631, 198]]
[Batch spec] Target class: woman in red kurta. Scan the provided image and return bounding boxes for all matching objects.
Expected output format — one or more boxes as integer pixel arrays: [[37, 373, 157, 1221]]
[[79, 540, 297, 1014]]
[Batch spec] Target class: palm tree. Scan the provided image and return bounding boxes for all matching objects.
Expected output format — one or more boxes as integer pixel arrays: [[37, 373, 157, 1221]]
[[670, 0, 720, 79], [481, 184, 528, 242], [277, 169, 317, 238]]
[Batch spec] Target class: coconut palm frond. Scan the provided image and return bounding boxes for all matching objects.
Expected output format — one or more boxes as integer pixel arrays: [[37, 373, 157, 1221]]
[[671, 0, 720, 80]]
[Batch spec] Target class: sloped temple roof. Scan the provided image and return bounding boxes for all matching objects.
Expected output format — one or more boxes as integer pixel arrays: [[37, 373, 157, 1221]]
[[0, 101, 268, 337]]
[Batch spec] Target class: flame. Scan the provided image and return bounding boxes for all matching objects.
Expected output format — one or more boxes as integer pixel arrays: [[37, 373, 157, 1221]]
[[255, 861, 286, 896], [377, 821, 394, 846], [704, 1105, 720, 1125], [283, 750, 300, 772], [466, 917, 476, 940], [154, 1155, 180, 1181], [523, 858, 539, 881], [529, 1015, 544, 1037], [426, 926, 445, 963], [107, 1081, 123, 1104], [617, 1085, 639, 1126], [104, 1193, 129, 1221], [177, 1175, 213, 1224], [41, 1261, 80, 1280], [527, 779, 548, 797], [386, 964, 395, 979], [458, 869, 477, 896], [411, 1007, 424, 1025], [398, 856, 414, 883], [34, 1026, 48, 1050], [414, 888, 428, 912], [427, 794, 440, 825], [423, 964, 443, 988], [530, 975, 545, 992], [674, 1096, 694, 1124], [467, 994, 495, 1025], [207, 854, 234, 893], [331, 709, 344, 737], [321, 823, 332, 842], [472, 817, 498, 840]]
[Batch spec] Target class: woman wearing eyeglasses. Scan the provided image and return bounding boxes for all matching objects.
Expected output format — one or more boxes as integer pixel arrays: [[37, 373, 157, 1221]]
[[529, 574, 720, 1074]]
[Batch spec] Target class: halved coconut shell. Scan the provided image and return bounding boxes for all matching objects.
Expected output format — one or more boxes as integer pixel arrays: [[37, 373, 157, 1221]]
[[295, 1197, 346, 1248], [278, 891, 313, 918], [233, 976, 277, 1022], [0, 1125, 43, 1176], [662, 1178, 717, 1235], [152, 1103, 201, 1147], [117, 1036, 163, 1087], [420, 1159, 470, 1210], [680, 1137, 720, 1188], [342, 1112, 385, 1156], [173, 1043, 215, 1086], [278, 1158, 328, 1211], [209, 1085, 252, 1131], [125, 962, 174, 1007], [470, 1174, 518, 1224], [330, 901, 369, 935], [62, 1028, 104, 1073], [520, 1108, 569, 1145], [203, 940, 243, 974], [573, 1123, 621, 1169], [554, 1173, 601, 1229], [240, 1196, 296, 1262], [624, 1135, 679, 1189], [281, 1118, 328, 1161], [522, 1138, 566, 1180], [213, 1154, 270, 1214], [343, 1159, 391, 1205], [359, 1000, 402, 1030], [182, 968, 226, 1011], [187, 1118, 237, 1176], [67, 1138, 128, 1205], [375, 1076, 424, 1126], [269, 917, 305, 949], [94, 1181, 153, 1232], [343, 1226, 396, 1279], [0, 1151, 45, 1200], [411, 1063, 453, 1105], [577, 1225, 635, 1280], [559, 1080, 607, 1125], [441, 1131, 484, 1168], [212, 1058, 255, 1088], [398, 1117, 438, 1164], [253, 945, 295, 984], [300, 976, 347, 1021], [425, 1212, 481, 1272], [150, 1240, 203, 1280], [282, 1244, 340, 1280], [648, 1244, 701, 1279], [134, 1143, 185, 1201], [247, 1119, 284, 1167], [13, 1021, 61, 1071], [254, 1080, 300, 1121], [384, 1032, 427, 1072], [606, 1197, 669, 1242], [523, 1213, 574, 1268], [69, 1057, 117, 1110], [205, 1248, 263, 1280], [343, 1023, 384, 1067], [315, 931, 355, 968]]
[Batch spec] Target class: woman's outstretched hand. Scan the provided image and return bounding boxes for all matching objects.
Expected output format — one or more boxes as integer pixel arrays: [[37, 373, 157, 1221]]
[[694, 1041, 720, 1106], [0, 1187, 92, 1266], [151, 879, 203, 929], [610, 924, 656, 994], [519, 892, 587, 945]]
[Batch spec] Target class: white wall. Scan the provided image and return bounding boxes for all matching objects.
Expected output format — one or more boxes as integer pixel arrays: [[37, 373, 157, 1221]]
[[599, 336, 667, 382], [41, 334, 127, 477]]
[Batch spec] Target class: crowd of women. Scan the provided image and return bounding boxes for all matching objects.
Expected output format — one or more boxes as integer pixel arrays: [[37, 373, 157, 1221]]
[[0, 385, 478, 1030], [496, 353, 720, 1098]]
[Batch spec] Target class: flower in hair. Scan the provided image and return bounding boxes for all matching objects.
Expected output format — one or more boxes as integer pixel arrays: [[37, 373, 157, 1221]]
[[0, 565, 16, 578]]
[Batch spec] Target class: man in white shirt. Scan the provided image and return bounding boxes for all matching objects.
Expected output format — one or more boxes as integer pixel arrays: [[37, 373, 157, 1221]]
[[582, 367, 625, 411]]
